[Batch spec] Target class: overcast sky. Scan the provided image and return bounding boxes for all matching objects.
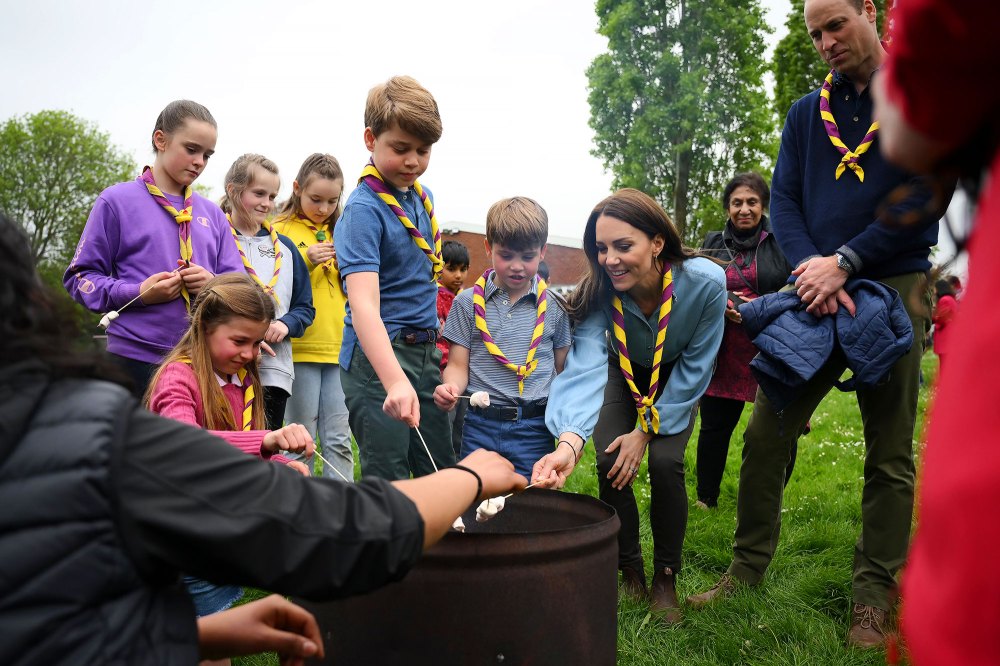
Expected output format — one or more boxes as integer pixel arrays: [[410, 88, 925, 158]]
[[2, 0, 803, 244]]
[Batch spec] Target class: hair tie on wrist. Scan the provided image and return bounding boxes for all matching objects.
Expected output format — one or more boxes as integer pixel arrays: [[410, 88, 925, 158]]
[[558, 439, 580, 462], [449, 464, 483, 504]]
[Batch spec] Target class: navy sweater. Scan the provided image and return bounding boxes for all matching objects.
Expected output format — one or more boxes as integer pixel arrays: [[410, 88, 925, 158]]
[[771, 71, 939, 280]]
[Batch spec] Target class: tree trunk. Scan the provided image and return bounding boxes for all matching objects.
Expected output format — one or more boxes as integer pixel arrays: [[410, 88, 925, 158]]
[[673, 147, 692, 239]]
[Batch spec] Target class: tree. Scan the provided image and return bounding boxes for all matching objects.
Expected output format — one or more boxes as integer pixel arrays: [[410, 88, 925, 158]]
[[587, 0, 777, 243], [0, 110, 136, 271], [772, 0, 888, 126]]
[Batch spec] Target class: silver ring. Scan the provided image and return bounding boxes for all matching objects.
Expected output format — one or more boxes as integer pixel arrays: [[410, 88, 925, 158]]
[[630, 467, 637, 474]]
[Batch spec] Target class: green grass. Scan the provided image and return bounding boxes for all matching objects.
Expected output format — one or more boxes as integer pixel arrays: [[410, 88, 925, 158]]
[[235, 355, 938, 665]]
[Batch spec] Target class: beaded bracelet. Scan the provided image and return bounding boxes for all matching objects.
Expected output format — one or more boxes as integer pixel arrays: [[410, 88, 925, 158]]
[[558, 439, 581, 462], [448, 464, 483, 504]]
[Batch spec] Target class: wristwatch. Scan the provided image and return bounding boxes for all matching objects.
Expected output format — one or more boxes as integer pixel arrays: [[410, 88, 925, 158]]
[[835, 252, 856, 276]]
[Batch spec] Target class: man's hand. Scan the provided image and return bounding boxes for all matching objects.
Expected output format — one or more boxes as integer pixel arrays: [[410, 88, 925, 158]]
[[791, 256, 856, 315]]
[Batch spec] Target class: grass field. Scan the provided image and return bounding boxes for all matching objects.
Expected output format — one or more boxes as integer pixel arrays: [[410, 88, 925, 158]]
[[234, 354, 937, 665]]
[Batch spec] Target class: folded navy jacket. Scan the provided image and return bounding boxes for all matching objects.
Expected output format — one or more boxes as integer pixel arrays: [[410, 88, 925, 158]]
[[738, 279, 914, 413]]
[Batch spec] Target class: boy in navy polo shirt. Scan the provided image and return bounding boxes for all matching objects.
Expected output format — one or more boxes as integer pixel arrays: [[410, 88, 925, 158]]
[[433, 197, 572, 479], [334, 75, 455, 480]]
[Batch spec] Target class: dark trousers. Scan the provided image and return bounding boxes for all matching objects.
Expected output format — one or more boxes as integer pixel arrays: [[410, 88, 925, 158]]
[[110, 353, 157, 399], [341, 338, 455, 481], [728, 272, 929, 609], [594, 354, 695, 574], [263, 386, 290, 431], [695, 395, 797, 506]]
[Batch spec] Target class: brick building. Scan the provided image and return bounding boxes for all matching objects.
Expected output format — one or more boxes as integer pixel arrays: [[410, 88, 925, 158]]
[[440, 220, 587, 294]]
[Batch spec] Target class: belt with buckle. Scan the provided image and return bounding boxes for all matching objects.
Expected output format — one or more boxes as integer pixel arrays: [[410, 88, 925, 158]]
[[469, 400, 547, 421], [398, 328, 438, 344]]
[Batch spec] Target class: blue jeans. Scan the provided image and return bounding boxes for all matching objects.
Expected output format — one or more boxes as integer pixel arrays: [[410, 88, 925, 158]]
[[284, 362, 353, 482], [183, 576, 241, 617], [461, 410, 552, 481]]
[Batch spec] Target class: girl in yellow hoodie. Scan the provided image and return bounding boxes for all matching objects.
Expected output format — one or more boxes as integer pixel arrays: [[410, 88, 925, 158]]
[[275, 154, 352, 481]]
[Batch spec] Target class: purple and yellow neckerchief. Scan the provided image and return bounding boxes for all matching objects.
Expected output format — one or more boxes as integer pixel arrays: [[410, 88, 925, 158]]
[[358, 161, 443, 282], [227, 214, 283, 305], [819, 70, 879, 182], [472, 269, 548, 395], [610, 268, 673, 433], [141, 166, 194, 310], [180, 357, 254, 431]]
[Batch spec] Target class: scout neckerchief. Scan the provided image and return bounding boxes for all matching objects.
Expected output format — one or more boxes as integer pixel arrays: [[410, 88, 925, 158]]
[[141, 166, 194, 310], [180, 358, 255, 431], [819, 70, 879, 182], [610, 267, 673, 433], [358, 161, 443, 282], [472, 269, 548, 395], [227, 215, 283, 304], [286, 213, 340, 293]]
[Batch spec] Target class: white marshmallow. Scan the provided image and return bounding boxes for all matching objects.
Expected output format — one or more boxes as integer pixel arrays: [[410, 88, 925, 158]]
[[475, 495, 506, 522], [99, 310, 120, 329], [470, 391, 491, 408], [452, 516, 466, 533]]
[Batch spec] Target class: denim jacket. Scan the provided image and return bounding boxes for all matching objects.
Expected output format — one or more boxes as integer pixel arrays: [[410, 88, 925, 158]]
[[546, 256, 726, 439]]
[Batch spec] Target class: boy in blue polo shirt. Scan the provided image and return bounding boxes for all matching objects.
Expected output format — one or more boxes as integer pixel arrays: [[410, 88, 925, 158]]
[[433, 197, 572, 479], [334, 75, 455, 480]]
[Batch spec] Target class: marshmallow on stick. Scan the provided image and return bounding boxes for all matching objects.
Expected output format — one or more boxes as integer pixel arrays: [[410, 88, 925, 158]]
[[475, 495, 506, 522], [452, 516, 466, 533], [469, 391, 491, 408]]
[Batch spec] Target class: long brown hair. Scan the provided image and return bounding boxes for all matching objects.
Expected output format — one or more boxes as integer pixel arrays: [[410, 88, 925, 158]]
[[566, 188, 707, 322], [275, 153, 344, 226], [145, 274, 274, 430]]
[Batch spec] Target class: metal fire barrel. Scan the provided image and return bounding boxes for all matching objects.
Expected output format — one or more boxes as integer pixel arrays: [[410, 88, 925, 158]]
[[297, 489, 620, 665]]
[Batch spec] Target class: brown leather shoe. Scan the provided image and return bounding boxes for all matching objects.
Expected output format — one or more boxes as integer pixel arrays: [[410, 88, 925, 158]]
[[847, 603, 888, 649], [686, 573, 737, 609], [649, 567, 682, 625], [620, 566, 648, 599]]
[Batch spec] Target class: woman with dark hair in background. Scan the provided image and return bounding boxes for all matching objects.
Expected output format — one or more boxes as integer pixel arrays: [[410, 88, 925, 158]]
[[695, 173, 794, 509]]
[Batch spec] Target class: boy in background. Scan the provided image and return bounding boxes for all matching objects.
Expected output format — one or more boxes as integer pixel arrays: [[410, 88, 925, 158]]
[[434, 197, 571, 479], [437, 240, 470, 455], [334, 75, 454, 480]]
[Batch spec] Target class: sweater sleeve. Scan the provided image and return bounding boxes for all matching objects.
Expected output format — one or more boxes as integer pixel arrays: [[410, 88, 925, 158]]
[[770, 105, 823, 268], [147, 362, 271, 459], [112, 406, 425, 599], [544, 310, 611, 442], [276, 234, 316, 338], [63, 195, 143, 313]]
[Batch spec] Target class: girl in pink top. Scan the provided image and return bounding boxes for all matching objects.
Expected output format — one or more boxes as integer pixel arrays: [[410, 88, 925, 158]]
[[145, 273, 315, 617], [146, 273, 314, 474]]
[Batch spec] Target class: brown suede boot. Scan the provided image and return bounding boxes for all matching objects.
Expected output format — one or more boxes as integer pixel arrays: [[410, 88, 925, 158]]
[[847, 603, 889, 649], [686, 573, 737, 609], [649, 567, 682, 625], [620, 566, 648, 600]]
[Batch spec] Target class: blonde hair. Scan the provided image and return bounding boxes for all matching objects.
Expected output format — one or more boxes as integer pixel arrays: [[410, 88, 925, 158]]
[[145, 274, 275, 431], [364, 75, 443, 144], [486, 197, 548, 251], [275, 153, 344, 225], [151, 100, 216, 152], [219, 153, 280, 223]]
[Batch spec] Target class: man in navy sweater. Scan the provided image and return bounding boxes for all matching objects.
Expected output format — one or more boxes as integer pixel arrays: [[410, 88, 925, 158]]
[[687, 0, 942, 650]]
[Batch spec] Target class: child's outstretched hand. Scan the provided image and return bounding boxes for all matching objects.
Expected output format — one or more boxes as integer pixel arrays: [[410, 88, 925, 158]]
[[196, 594, 323, 664], [177, 260, 215, 296], [263, 423, 315, 457], [433, 382, 460, 411], [384, 379, 420, 427], [139, 271, 183, 305], [265, 320, 290, 344]]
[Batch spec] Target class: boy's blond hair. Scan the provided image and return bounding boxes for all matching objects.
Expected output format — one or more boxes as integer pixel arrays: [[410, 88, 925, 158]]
[[486, 197, 549, 251], [364, 75, 443, 144]]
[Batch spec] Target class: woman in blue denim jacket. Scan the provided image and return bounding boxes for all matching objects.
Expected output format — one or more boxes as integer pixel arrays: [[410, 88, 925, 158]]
[[533, 189, 725, 626]]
